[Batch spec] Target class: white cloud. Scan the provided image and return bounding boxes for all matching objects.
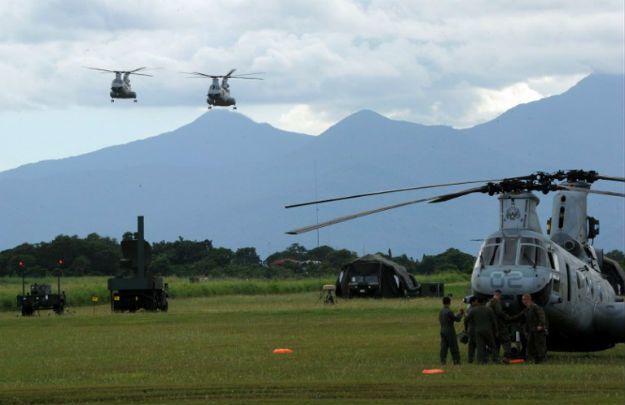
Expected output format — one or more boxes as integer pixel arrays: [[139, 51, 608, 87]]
[[277, 104, 334, 135], [0, 0, 622, 136]]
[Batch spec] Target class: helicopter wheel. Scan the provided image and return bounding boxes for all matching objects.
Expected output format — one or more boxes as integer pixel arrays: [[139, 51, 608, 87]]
[[233, 106, 237, 110], [134, 99, 137, 103], [111, 99, 114, 103]]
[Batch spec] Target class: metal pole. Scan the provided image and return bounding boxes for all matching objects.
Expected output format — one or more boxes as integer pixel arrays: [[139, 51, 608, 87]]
[[137, 216, 145, 279]]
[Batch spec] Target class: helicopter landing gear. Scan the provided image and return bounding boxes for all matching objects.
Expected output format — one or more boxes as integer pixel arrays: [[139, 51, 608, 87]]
[[207, 105, 212, 110], [111, 99, 114, 103], [134, 99, 137, 103], [233, 105, 237, 110]]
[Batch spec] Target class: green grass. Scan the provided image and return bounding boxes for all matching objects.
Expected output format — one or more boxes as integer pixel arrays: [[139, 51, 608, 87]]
[[0, 276, 469, 311], [0, 293, 622, 404]]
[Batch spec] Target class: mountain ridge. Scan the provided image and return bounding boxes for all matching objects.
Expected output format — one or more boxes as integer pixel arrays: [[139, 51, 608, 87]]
[[0, 73, 622, 258]]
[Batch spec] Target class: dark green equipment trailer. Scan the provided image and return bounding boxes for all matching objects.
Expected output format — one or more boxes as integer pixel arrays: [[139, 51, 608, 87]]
[[17, 282, 65, 316], [107, 216, 168, 312]]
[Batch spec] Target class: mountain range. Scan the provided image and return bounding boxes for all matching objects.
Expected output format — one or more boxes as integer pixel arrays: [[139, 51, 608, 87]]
[[1, 74, 623, 258]]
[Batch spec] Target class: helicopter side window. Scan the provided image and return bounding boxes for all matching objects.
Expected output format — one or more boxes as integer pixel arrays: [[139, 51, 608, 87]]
[[502, 238, 518, 265], [519, 243, 548, 267]]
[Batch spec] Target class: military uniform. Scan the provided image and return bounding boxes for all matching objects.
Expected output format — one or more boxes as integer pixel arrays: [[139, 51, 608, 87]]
[[463, 305, 476, 363], [465, 304, 498, 364], [439, 306, 463, 364], [521, 303, 548, 363], [487, 298, 511, 362]]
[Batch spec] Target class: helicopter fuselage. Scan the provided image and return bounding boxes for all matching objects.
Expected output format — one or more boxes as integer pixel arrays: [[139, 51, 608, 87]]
[[472, 191, 625, 352], [110, 74, 136, 100], [207, 78, 236, 107]]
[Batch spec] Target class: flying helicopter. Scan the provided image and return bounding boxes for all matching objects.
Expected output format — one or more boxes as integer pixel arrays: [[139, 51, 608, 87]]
[[285, 170, 625, 352], [184, 69, 263, 109], [87, 67, 153, 102]]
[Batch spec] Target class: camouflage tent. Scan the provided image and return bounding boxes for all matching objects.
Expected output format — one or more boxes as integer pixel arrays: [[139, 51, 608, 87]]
[[336, 254, 420, 298]]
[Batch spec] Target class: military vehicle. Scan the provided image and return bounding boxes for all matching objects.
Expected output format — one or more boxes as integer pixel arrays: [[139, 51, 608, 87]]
[[286, 170, 625, 351], [107, 216, 168, 312], [17, 280, 65, 316], [184, 69, 263, 109], [87, 67, 153, 102]]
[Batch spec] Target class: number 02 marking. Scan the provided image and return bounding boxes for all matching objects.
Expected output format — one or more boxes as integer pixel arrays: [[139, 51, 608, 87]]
[[490, 271, 523, 289]]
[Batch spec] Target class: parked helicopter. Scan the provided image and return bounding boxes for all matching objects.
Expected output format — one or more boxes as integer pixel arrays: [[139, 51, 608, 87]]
[[286, 170, 625, 352], [184, 69, 263, 109], [87, 67, 152, 102]]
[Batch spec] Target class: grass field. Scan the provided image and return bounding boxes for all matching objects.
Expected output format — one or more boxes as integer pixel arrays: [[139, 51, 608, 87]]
[[0, 289, 623, 404], [0, 274, 470, 311]]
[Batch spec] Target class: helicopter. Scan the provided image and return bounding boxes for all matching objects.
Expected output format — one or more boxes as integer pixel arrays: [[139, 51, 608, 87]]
[[87, 67, 153, 102], [184, 69, 263, 109], [285, 170, 625, 352]]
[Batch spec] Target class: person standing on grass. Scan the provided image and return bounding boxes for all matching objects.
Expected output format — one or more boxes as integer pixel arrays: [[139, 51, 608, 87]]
[[512, 294, 548, 363], [465, 297, 498, 364], [487, 289, 512, 363], [464, 296, 478, 363], [439, 296, 464, 365]]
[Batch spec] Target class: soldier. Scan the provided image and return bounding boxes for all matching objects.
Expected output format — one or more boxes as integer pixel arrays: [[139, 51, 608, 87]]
[[487, 289, 511, 362], [439, 296, 464, 365], [465, 297, 498, 364], [463, 296, 478, 363], [514, 294, 548, 363]]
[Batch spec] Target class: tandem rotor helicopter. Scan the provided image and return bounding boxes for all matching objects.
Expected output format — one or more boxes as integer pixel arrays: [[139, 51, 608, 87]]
[[87, 67, 153, 102], [286, 169, 625, 352], [184, 69, 263, 110]]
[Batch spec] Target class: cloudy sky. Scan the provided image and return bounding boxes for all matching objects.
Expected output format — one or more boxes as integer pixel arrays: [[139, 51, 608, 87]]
[[0, 0, 623, 171]]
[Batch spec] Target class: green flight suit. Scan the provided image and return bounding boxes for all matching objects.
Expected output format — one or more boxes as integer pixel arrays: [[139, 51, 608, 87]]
[[523, 303, 548, 363], [487, 298, 511, 361], [439, 306, 463, 364], [463, 305, 476, 363], [465, 304, 498, 364]]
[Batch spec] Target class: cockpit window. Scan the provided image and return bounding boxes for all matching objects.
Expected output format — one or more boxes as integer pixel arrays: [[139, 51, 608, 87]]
[[502, 238, 518, 265], [519, 243, 548, 267], [480, 238, 502, 266]]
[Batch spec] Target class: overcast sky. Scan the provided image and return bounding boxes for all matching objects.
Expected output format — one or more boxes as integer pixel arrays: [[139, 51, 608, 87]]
[[0, 0, 623, 171]]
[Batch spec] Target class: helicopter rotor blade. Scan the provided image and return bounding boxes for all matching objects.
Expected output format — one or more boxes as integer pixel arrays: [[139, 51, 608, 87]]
[[427, 185, 489, 203], [231, 72, 265, 76], [559, 185, 625, 198], [596, 174, 625, 183], [129, 72, 153, 77], [224, 68, 237, 78], [229, 76, 264, 80], [285, 179, 502, 209], [183, 72, 218, 78], [286, 195, 437, 235], [86, 67, 117, 73], [128, 67, 147, 73]]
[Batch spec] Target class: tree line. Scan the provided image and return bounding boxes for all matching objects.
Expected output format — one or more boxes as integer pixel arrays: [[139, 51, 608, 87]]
[[1, 234, 623, 278]]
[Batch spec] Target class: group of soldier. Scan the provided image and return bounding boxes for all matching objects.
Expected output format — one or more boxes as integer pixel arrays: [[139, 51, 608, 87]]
[[438, 291, 547, 365]]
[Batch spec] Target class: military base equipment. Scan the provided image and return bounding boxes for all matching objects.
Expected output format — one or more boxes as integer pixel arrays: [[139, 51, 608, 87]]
[[319, 284, 336, 304], [336, 254, 420, 298], [419, 283, 445, 297], [87, 67, 153, 102], [286, 170, 625, 351], [17, 267, 66, 316], [107, 216, 168, 312], [183, 69, 263, 109]]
